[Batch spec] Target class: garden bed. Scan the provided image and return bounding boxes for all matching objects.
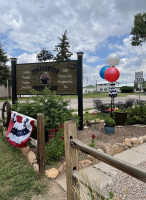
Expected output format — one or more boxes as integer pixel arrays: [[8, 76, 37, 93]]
[[77, 122, 146, 149]]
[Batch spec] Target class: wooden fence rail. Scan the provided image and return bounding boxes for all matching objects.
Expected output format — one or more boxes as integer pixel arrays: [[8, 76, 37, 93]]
[[64, 120, 146, 200]]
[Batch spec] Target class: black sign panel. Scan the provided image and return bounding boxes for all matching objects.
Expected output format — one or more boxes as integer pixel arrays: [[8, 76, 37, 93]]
[[16, 61, 77, 95]]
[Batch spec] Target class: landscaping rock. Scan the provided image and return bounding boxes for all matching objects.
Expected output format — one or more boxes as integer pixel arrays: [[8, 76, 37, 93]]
[[103, 143, 114, 155], [79, 160, 92, 168], [45, 168, 59, 179], [33, 163, 39, 172], [19, 146, 30, 157], [27, 151, 37, 165], [130, 137, 140, 147], [97, 149, 104, 153], [112, 143, 127, 154], [87, 155, 98, 163], [58, 162, 66, 173], [138, 136, 144, 144], [142, 135, 146, 142], [123, 138, 132, 147]]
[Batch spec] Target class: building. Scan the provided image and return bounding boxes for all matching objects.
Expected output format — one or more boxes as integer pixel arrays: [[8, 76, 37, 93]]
[[83, 85, 96, 94], [95, 82, 120, 92], [95, 82, 134, 93]]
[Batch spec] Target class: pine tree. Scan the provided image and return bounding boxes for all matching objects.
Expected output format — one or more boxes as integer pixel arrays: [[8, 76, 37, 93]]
[[0, 44, 9, 86], [54, 30, 73, 61], [130, 12, 146, 46]]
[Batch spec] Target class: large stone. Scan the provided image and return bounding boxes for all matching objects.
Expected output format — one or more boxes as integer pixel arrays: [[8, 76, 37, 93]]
[[103, 143, 114, 155], [97, 149, 104, 153], [123, 138, 132, 147], [130, 137, 140, 147], [79, 160, 92, 168], [87, 155, 98, 163], [138, 136, 144, 144], [45, 168, 59, 179], [19, 146, 30, 157], [33, 163, 39, 172], [58, 162, 66, 173], [142, 135, 146, 142], [112, 143, 127, 154], [27, 151, 37, 165]]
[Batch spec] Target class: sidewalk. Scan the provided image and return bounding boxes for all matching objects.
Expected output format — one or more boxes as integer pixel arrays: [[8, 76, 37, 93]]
[[56, 143, 146, 199]]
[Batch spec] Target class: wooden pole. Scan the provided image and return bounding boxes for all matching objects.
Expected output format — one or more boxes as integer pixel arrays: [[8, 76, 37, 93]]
[[37, 113, 45, 179], [64, 121, 79, 200]]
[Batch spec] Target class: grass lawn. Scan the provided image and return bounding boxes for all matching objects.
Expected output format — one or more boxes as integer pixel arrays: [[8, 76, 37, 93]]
[[0, 131, 47, 200], [83, 112, 109, 122]]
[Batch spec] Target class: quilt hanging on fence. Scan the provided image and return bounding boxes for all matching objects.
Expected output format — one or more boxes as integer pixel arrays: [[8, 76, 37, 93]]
[[6, 111, 34, 148]]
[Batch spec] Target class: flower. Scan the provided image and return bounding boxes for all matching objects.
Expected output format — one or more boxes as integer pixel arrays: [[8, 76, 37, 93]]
[[108, 108, 115, 112], [91, 134, 95, 139], [92, 110, 98, 115], [59, 123, 64, 129], [60, 136, 64, 140], [49, 134, 53, 138]]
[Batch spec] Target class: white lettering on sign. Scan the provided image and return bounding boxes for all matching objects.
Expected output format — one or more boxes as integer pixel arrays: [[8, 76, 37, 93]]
[[135, 71, 143, 83]]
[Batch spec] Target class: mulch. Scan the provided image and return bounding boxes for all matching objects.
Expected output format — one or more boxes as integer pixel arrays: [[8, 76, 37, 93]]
[[77, 122, 146, 149]]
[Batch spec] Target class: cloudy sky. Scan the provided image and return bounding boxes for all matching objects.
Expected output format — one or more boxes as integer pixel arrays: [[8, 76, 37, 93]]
[[0, 0, 146, 86]]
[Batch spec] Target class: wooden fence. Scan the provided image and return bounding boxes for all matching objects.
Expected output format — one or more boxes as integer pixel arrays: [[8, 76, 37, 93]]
[[64, 120, 146, 200]]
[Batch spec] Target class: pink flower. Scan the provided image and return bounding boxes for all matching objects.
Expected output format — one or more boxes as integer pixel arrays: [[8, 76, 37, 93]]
[[91, 134, 95, 139]]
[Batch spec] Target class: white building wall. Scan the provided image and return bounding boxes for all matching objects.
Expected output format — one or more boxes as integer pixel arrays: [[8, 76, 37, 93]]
[[96, 82, 121, 92], [0, 86, 11, 98]]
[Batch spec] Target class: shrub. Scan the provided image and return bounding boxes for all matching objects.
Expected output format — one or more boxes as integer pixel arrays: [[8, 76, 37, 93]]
[[45, 127, 65, 164], [126, 103, 146, 124], [12, 88, 73, 140], [120, 86, 134, 93], [104, 116, 115, 127]]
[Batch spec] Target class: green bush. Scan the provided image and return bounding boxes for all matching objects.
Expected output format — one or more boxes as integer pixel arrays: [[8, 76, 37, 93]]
[[45, 127, 65, 164], [120, 86, 134, 93], [126, 103, 146, 124], [12, 88, 73, 139]]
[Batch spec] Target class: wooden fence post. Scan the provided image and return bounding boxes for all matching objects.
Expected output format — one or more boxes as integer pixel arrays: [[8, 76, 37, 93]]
[[64, 121, 79, 200], [37, 113, 45, 179]]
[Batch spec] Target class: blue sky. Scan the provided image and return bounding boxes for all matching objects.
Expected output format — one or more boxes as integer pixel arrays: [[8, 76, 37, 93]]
[[0, 0, 146, 86]]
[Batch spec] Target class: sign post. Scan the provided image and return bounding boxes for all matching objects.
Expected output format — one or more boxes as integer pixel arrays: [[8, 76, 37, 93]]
[[77, 52, 84, 130], [11, 58, 17, 104], [135, 71, 143, 101]]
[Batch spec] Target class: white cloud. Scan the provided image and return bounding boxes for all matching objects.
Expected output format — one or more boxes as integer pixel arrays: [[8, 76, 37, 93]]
[[0, 0, 146, 86], [17, 53, 38, 64]]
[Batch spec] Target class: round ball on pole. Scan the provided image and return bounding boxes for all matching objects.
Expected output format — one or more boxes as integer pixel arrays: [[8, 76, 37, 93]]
[[104, 67, 120, 82], [107, 53, 120, 66], [99, 66, 110, 79]]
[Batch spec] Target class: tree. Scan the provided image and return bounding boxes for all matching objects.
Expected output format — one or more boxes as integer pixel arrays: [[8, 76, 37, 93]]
[[130, 12, 146, 46], [0, 44, 10, 86], [54, 30, 73, 61], [36, 49, 53, 62], [120, 86, 134, 93]]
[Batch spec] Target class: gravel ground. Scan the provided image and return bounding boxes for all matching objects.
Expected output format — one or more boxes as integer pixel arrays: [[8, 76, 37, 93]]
[[107, 161, 146, 200]]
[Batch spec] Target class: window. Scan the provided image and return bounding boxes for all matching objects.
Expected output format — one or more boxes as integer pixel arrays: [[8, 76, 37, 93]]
[[100, 88, 103, 91]]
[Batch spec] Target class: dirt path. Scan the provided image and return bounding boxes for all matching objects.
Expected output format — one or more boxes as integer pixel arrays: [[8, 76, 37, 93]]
[[31, 178, 67, 200]]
